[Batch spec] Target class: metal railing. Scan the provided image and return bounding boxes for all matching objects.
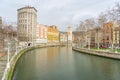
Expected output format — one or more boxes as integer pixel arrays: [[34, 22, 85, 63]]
[[1, 45, 27, 80]]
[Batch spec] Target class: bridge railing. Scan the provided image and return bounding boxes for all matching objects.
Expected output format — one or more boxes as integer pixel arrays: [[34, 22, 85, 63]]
[[1, 44, 28, 80]]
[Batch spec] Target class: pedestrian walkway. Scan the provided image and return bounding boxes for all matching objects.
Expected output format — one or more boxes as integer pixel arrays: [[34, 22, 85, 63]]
[[0, 54, 7, 79], [73, 47, 120, 60], [0, 45, 37, 80]]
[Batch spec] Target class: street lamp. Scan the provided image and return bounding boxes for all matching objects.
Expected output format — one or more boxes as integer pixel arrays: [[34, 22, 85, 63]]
[[7, 43, 10, 69]]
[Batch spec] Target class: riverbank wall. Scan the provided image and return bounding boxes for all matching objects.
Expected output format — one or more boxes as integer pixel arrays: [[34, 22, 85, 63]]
[[72, 48, 120, 60]]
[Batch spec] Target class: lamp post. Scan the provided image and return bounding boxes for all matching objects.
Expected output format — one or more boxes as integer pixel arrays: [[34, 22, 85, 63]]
[[7, 43, 10, 69]]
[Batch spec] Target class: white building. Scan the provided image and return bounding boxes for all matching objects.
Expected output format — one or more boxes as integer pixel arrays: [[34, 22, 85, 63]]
[[67, 26, 72, 44], [17, 6, 37, 45], [59, 32, 68, 44]]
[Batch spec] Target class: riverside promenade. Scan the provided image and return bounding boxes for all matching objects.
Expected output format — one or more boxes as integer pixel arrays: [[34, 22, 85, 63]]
[[0, 46, 26, 80], [0, 54, 7, 79], [72, 47, 120, 60], [0, 51, 7, 79]]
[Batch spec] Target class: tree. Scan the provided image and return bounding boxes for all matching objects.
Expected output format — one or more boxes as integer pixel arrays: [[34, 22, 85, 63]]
[[97, 12, 107, 27]]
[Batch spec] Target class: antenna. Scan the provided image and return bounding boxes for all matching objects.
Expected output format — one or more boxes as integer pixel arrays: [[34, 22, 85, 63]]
[[26, 0, 29, 5], [25, 0, 35, 7]]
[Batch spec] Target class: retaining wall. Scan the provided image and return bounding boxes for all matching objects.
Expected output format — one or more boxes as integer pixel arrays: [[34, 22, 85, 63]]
[[72, 48, 120, 60]]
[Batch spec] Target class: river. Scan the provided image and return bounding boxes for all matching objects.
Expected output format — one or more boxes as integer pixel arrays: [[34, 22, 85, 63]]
[[12, 46, 120, 80]]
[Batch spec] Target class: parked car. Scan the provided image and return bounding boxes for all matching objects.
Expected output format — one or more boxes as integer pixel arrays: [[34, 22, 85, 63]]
[[101, 46, 107, 48]]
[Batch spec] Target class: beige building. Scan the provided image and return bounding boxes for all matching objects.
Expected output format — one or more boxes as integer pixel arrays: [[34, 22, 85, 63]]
[[17, 6, 37, 44], [86, 29, 94, 47], [112, 23, 119, 46], [93, 27, 103, 47], [59, 32, 68, 44], [113, 27, 120, 45], [86, 27, 103, 48]]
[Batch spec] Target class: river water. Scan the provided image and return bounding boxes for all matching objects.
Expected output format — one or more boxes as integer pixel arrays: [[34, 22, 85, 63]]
[[12, 46, 120, 80]]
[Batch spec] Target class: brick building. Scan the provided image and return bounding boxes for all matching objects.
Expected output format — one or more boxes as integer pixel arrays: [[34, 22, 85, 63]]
[[103, 22, 118, 47]]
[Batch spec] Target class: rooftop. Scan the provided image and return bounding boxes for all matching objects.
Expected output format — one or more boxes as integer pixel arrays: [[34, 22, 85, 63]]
[[17, 6, 37, 12]]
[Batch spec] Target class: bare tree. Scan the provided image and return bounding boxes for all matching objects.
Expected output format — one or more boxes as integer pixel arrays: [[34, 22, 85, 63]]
[[97, 12, 107, 27], [104, 2, 120, 24], [84, 18, 96, 30]]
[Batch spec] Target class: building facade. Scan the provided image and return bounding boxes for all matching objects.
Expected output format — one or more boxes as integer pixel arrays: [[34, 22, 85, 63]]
[[112, 23, 120, 47], [67, 27, 72, 44], [59, 32, 67, 44], [47, 25, 59, 44], [85, 27, 103, 48], [36, 24, 47, 44], [94, 27, 103, 47], [86, 29, 95, 47], [113, 27, 120, 46], [17, 6, 37, 44], [102, 22, 118, 47]]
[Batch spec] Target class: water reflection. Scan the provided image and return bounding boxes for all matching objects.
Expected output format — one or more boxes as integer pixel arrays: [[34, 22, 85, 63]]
[[13, 46, 120, 80], [72, 51, 120, 80]]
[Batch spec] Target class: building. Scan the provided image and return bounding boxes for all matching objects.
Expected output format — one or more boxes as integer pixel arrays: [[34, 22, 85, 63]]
[[0, 17, 4, 49], [102, 22, 118, 47], [72, 32, 80, 44], [113, 26, 120, 46], [36, 24, 47, 44], [17, 6, 37, 44], [86, 29, 95, 47], [73, 31, 86, 47], [85, 27, 103, 48], [67, 26, 72, 44], [59, 32, 68, 44], [47, 25, 59, 44], [94, 27, 103, 47]]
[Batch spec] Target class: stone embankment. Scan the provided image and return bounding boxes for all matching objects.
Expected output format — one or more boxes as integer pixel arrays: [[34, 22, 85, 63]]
[[72, 48, 120, 60]]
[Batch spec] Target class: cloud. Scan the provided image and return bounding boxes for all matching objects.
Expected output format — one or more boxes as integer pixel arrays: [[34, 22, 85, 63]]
[[0, 0, 119, 31]]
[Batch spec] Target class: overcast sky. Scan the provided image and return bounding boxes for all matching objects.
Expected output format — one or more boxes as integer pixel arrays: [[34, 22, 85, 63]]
[[0, 0, 119, 31]]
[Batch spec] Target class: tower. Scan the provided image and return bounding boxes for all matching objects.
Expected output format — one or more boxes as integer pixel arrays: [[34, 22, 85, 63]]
[[17, 6, 37, 43], [67, 26, 72, 44]]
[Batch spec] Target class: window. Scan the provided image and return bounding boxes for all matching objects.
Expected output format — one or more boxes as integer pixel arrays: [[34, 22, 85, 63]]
[[107, 36, 109, 40]]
